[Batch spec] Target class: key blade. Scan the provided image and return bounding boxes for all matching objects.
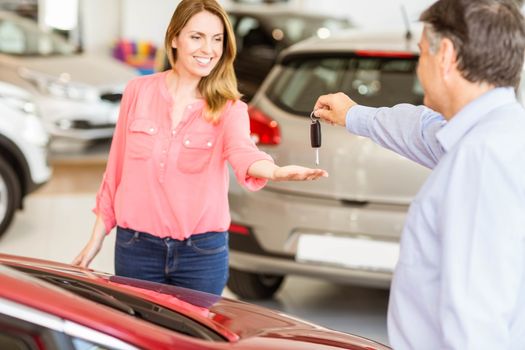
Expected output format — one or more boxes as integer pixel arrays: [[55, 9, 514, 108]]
[[315, 148, 319, 166]]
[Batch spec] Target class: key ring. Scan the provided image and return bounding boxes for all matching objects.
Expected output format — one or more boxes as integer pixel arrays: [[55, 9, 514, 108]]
[[310, 110, 320, 122]]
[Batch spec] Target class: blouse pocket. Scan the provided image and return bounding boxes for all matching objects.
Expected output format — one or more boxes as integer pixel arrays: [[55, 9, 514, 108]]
[[127, 119, 158, 159], [177, 133, 215, 173]]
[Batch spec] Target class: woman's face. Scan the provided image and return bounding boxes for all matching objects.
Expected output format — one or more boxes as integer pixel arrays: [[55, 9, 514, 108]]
[[172, 10, 224, 79]]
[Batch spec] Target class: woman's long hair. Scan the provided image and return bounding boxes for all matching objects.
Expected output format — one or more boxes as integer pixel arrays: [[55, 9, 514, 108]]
[[164, 0, 240, 124]]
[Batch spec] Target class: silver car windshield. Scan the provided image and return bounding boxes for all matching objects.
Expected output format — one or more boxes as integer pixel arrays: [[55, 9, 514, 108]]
[[268, 55, 424, 116], [0, 16, 75, 56]]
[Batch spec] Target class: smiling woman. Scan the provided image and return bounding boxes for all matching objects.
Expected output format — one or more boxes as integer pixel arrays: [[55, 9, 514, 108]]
[[73, 0, 327, 297]]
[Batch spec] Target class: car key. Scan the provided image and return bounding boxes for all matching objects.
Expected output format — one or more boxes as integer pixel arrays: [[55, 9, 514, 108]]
[[310, 112, 321, 165]]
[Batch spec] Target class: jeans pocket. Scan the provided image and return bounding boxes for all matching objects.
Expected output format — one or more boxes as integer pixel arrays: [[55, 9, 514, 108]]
[[117, 228, 141, 246], [189, 232, 227, 255]]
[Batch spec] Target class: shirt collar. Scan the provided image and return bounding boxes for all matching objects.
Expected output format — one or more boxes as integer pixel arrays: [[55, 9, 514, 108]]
[[436, 87, 517, 152]]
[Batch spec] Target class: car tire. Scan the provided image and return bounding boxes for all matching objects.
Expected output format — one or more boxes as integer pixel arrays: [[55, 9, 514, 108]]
[[0, 156, 21, 239], [227, 267, 284, 300]]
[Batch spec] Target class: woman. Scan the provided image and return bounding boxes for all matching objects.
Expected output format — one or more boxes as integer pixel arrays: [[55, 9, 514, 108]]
[[73, 0, 327, 295]]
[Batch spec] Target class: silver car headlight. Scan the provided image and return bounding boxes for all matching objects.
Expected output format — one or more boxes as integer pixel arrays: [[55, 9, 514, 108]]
[[0, 93, 48, 147], [19, 68, 99, 102], [0, 93, 37, 115]]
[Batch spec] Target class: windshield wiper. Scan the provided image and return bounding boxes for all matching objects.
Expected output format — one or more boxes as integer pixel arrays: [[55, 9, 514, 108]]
[[41, 276, 136, 315]]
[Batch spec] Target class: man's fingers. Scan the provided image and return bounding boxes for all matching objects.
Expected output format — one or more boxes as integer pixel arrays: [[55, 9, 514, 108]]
[[314, 94, 333, 111], [314, 108, 331, 120]]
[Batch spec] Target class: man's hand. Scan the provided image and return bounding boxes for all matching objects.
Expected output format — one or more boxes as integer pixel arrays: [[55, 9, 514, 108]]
[[272, 165, 328, 181], [314, 92, 357, 127]]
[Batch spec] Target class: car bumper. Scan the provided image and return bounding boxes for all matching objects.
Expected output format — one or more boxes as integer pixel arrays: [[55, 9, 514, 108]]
[[38, 97, 119, 141], [230, 250, 392, 288], [228, 185, 408, 288]]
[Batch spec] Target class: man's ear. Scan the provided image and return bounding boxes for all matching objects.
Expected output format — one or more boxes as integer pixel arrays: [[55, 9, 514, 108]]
[[439, 38, 457, 80]]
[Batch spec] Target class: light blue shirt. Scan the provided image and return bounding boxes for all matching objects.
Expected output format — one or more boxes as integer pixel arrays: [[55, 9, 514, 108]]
[[346, 87, 525, 350]]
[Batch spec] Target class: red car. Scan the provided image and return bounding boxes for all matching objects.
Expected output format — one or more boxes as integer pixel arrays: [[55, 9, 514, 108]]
[[0, 253, 389, 350]]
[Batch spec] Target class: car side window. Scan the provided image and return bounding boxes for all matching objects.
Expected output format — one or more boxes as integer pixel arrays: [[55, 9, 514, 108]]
[[0, 16, 73, 56], [236, 16, 272, 53], [0, 318, 117, 350], [0, 20, 25, 54], [72, 338, 114, 350], [0, 306, 130, 350], [0, 333, 31, 350]]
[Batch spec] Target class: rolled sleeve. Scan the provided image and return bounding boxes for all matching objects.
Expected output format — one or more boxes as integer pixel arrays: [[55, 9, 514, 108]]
[[223, 101, 274, 191], [93, 178, 116, 234], [91, 79, 135, 234]]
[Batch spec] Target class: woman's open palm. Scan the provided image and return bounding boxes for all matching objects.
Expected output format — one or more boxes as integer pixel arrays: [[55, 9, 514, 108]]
[[273, 165, 328, 181]]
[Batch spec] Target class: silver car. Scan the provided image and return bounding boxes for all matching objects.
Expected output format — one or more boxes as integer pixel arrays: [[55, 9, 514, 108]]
[[0, 11, 137, 141], [227, 30, 437, 299], [0, 81, 51, 238]]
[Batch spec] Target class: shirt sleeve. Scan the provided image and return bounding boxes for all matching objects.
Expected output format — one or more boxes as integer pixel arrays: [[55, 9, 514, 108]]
[[346, 103, 446, 169], [93, 80, 135, 234], [438, 143, 524, 349], [222, 100, 274, 191]]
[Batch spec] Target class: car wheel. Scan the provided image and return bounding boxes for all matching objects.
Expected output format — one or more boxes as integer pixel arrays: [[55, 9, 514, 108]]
[[0, 157, 21, 239], [227, 267, 284, 300]]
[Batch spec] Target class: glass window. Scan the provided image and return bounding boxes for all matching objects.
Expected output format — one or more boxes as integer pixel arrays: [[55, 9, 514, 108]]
[[267, 55, 423, 116], [72, 338, 114, 350], [0, 16, 74, 56], [0, 333, 31, 350], [9, 266, 224, 342], [0, 20, 25, 53], [266, 15, 350, 43]]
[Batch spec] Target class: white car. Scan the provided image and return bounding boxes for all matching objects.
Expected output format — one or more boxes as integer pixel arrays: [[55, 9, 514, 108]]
[[0, 10, 138, 141], [227, 29, 525, 299], [0, 81, 51, 237]]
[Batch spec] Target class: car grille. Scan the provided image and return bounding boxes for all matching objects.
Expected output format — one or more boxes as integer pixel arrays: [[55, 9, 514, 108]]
[[100, 92, 122, 103]]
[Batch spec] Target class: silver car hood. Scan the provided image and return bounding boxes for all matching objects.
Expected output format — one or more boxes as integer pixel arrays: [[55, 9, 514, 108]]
[[13, 54, 137, 89]]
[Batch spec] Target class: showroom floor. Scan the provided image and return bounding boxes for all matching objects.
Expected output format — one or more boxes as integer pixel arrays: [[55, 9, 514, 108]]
[[0, 141, 389, 346]]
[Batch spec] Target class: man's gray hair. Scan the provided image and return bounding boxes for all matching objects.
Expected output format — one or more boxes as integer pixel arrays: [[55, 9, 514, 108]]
[[420, 0, 525, 88], [424, 24, 442, 55]]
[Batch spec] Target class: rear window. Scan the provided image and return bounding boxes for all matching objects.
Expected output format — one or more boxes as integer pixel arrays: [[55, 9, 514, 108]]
[[267, 55, 423, 116], [266, 15, 351, 43]]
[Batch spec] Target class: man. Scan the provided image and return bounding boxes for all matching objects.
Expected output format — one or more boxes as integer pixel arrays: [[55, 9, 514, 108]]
[[314, 0, 525, 349]]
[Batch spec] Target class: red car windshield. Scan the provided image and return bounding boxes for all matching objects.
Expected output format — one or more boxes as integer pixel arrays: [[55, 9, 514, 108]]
[[9, 265, 226, 342]]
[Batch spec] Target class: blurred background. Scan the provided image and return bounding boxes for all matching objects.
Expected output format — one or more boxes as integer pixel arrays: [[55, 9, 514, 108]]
[[1, 0, 521, 346]]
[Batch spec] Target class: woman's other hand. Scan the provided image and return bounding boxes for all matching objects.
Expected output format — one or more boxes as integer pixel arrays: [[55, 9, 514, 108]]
[[72, 216, 106, 268]]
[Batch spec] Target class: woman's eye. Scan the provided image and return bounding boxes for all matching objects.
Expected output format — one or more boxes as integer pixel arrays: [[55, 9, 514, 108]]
[[191, 36, 200, 40]]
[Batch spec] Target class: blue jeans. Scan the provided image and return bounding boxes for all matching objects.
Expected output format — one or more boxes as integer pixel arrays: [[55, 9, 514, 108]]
[[115, 226, 229, 296]]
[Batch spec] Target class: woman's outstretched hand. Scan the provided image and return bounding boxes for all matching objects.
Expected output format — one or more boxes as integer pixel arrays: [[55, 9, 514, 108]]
[[272, 165, 328, 181]]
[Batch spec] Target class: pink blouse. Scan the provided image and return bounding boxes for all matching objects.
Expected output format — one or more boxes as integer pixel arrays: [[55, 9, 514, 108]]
[[94, 71, 273, 239]]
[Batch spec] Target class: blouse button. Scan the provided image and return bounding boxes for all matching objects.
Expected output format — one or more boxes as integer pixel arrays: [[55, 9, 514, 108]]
[[149, 128, 155, 133], [207, 141, 212, 147], [184, 140, 190, 146]]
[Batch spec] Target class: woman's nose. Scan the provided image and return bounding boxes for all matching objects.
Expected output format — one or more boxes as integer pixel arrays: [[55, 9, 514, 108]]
[[201, 39, 213, 53]]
